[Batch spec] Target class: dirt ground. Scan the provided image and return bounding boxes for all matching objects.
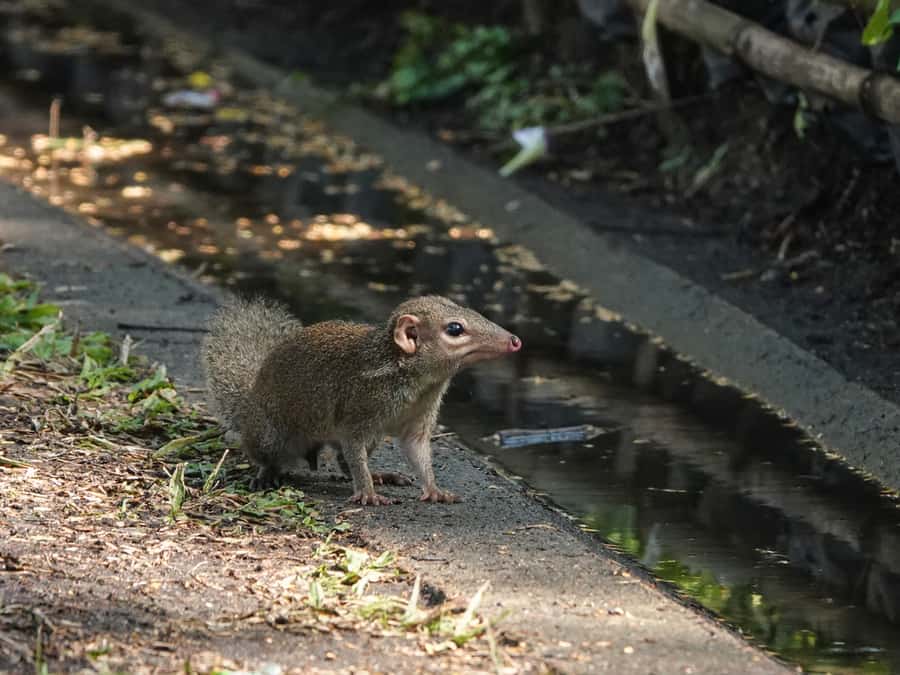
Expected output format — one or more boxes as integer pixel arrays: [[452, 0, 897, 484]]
[[144, 0, 900, 405]]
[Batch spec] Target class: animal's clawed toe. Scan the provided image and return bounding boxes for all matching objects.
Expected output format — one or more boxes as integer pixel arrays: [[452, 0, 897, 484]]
[[419, 487, 461, 503], [349, 491, 396, 506], [372, 471, 414, 486]]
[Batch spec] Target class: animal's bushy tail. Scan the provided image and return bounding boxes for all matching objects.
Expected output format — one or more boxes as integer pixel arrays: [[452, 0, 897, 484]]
[[201, 297, 301, 431]]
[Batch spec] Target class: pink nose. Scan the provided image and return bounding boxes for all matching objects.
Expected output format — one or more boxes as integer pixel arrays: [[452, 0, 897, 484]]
[[509, 335, 522, 352]]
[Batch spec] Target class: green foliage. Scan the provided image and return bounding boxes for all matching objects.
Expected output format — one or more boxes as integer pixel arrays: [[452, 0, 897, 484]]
[[381, 12, 627, 132], [862, 0, 900, 69], [862, 0, 899, 45], [0, 274, 64, 357], [216, 487, 336, 534], [793, 92, 811, 141], [0, 274, 117, 364], [0, 272, 34, 295], [80, 331, 115, 364], [126, 364, 183, 418], [104, 365, 186, 434], [80, 353, 137, 391], [658, 146, 691, 173], [387, 12, 516, 106], [135, 386, 180, 417], [15, 328, 65, 362], [128, 364, 172, 402], [470, 66, 626, 132]]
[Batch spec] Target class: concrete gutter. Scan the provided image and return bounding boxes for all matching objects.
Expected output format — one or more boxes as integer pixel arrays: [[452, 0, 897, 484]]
[[0, 183, 222, 389], [92, 5, 900, 487]]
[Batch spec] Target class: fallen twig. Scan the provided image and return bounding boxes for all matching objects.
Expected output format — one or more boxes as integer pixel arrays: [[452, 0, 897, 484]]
[[0, 630, 31, 660], [779, 249, 819, 269], [119, 334, 134, 365], [489, 93, 715, 152], [153, 427, 225, 459], [116, 322, 208, 333], [777, 230, 795, 262], [549, 94, 712, 137], [49, 97, 61, 199], [0, 455, 33, 469], [721, 268, 757, 282]]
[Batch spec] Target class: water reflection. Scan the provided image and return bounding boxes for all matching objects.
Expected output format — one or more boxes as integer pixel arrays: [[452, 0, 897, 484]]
[[0, 9, 899, 673], [447, 341, 900, 674]]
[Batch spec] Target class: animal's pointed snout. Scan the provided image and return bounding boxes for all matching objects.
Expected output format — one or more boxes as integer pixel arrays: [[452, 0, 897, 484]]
[[509, 334, 522, 352]]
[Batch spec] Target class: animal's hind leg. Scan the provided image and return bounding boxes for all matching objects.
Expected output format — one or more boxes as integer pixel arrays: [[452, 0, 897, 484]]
[[333, 442, 412, 486], [244, 417, 307, 490], [247, 435, 290, 491], [250, 465, 283, 491], [240, 422, 280, 491], [305, 442, 328, 472], [344, 441, 412, 486]]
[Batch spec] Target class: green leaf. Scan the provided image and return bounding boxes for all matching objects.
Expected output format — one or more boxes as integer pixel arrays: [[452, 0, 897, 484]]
[[380, 11, 626, 134], [343, 548, 368, 575], [370, 550, 396, 569], [659, 147, 691, 173], [137, 387, 180, 417], [154, 427, 225, 460], [80, 359, 137, 390], [862, 0, 894, 45], [793, 92, 810, 141], [308, 579, 325, 610], [128, 365, 170, 402], [80, 331, 114, 364], [390, 65, 425, 92], [31, 332, 68, 360], [0, 273, 33, 293]]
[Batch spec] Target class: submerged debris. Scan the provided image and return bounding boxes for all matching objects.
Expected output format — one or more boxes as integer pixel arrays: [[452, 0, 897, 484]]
[[486, 424, 616, 448]]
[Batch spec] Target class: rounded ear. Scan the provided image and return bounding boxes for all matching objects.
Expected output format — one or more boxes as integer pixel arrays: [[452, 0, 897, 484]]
[[393, 314, 420, 355]]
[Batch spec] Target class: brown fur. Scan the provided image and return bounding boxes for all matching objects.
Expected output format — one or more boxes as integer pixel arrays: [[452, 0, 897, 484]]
[[202, 295, 521, 504]]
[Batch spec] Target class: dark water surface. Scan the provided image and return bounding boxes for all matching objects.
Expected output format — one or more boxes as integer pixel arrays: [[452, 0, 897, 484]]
[[1, 7, 899, 672]]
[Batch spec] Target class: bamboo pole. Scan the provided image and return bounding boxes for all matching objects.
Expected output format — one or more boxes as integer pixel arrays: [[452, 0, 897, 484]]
[[836, 0, 894, 13], [624, 0, 900, 125]]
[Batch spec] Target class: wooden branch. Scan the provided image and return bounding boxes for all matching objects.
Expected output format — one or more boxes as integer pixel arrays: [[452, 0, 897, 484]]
[[624, 0, 900, 125], [831, 0, 895, 14], [522, 0, 545, 35]]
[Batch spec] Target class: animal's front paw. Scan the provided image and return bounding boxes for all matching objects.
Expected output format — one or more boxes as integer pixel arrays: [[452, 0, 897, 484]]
[[349, 491, 396, 506], [419, 486, 461, 503], [372, 471, 413, 486]]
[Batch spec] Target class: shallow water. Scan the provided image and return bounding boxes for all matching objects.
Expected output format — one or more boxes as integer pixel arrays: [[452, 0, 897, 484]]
[[1, 8, 900, 673]]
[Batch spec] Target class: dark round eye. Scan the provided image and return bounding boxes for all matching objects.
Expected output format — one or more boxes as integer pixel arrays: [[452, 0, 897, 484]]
[[445, 322, 465, 337]]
